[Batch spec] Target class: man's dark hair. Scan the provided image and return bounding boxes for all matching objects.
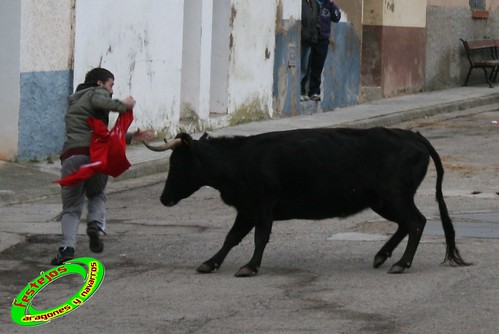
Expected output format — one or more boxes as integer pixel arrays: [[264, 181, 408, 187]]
[[84, 68, 114, 84], [75, 67, 115, 92]]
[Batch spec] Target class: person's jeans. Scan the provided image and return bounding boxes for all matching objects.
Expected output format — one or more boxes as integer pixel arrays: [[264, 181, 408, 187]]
[[308, 41, 329, 96], [300, 41, 312, 95], [60, 155, 108, 249]]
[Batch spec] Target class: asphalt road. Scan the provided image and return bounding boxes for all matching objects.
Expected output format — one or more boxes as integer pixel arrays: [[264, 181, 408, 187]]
[[1, 105, 498, 333]]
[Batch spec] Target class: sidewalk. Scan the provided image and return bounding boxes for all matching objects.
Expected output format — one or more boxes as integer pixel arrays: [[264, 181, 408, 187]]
[[1, 85, 499, 207]]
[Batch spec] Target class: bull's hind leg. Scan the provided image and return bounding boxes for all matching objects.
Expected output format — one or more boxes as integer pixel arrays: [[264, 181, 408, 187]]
[[389, 205, 426, 274], [373, 224, 408, 268], [197, 213, 254, 274], [372, 200, 427, 273]]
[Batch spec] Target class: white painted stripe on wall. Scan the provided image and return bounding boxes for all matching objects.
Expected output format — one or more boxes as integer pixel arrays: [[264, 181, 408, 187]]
[[20, 0, 74, 72]]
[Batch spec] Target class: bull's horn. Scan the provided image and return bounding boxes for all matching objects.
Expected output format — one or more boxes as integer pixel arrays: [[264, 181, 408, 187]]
[[142, 138, 182, 152]]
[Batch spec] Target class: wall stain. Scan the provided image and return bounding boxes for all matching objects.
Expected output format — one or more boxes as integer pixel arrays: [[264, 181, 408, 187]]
[[385, 0, 395, 13], [230, 5, 237, 28], [229, 98, 270, 126]]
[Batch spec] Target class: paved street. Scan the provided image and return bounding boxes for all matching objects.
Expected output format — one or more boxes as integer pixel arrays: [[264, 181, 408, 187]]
[[1, 104, 499, 333]]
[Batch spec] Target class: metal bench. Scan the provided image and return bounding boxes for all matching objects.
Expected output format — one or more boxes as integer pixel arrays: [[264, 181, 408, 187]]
[[460, 38, 499, 88]]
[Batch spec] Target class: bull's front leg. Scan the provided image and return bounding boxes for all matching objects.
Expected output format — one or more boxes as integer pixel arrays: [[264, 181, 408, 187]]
[[235, 216, 273, 277], [197, 213, 254, 274]]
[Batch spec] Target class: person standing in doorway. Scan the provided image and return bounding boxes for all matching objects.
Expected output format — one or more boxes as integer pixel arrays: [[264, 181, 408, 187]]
[[301, 0, 341, 102], [300, 0, 319, 102]]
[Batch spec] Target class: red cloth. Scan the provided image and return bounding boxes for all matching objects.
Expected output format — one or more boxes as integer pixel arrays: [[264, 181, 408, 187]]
[[54, 110, 134, 186]]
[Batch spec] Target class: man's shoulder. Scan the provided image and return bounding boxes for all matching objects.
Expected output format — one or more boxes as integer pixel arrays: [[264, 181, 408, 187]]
[[92, 87, 111, 96]]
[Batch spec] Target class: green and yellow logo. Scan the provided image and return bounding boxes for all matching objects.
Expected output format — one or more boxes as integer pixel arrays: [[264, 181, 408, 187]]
[[11, 257, 105, 326]]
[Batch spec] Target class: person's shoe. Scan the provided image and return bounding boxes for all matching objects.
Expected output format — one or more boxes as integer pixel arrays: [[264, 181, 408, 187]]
[[310, 94, 321, 101], [51, 247, 74, 265], [87, 222, 104, 253], [300, 95, 309, 102]]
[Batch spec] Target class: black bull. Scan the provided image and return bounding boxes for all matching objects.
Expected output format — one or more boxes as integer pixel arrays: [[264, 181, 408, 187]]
[[144, 127, 470, 277]]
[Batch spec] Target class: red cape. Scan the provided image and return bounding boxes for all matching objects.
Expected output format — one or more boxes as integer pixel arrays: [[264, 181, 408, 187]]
[[54, 109, 133, 187]]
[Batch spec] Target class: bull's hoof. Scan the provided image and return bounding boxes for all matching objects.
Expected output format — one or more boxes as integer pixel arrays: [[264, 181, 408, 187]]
[[373, 254, 387, 268], [234, 265, 258, 277], [196, 261, 219, 274], [387, 263, 409, 274]]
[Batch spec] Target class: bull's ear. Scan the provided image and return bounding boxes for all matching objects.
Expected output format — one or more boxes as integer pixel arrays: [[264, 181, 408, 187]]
[[175, 133, 194, 149]]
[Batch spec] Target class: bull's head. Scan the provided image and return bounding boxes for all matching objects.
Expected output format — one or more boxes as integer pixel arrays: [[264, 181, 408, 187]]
[[143, 133, 205, 206]]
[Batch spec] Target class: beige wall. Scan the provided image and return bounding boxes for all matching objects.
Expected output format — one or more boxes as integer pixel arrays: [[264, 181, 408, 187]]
[[363, 0, 427, 28], [428, 0, 499, 9], [427, 0, 468, 8]]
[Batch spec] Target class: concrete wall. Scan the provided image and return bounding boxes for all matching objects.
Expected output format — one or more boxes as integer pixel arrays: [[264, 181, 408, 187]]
[[74, 0, 280, 134], [74, 0, 184, 137], [17, 0, 74, 161], [0, 0, 21, 160], [274, 0, 361, 115], [227, 0, 277, 119], [362, 0, 427, 97], [426, 0, 499, 89], [6, 0, 499, 161], [321, 8, 361, 110], [273, 0, 300, 117], [210, 0, 232, 116]]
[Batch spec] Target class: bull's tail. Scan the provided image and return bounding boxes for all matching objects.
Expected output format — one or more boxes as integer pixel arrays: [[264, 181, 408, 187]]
[[418, 133, 471, 267]]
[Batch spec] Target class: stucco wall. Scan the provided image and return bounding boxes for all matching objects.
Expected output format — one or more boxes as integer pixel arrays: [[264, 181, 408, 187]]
[[364, 0, 427, 27], [274, 1, 361, 114], [74, 0, 184, 137], [322, 18, 361, 109], [17, 0, 74, 161], [362, 0, 427, 97], [227, 0, 277, 117], [426, 5, 499, 89], [273, 0, 300, 117], [428, 0, 499, 9], [210, 0, 232, 115], [0, 0, 21, 160]]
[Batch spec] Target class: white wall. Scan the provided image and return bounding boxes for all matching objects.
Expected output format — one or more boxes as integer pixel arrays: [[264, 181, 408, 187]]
[[227, 0, 277, 116], [74, 0, 184, 135], [0, 0, 21, 160], [283, 0, 301, 20], [181, 0, 214, 121], [210, 0, 231, 115], [73, 0, 280, 135], [20, 0, 74, 72]]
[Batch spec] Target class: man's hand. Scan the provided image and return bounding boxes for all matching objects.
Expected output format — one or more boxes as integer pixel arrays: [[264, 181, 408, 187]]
[[122, 96, 136, 109], [131, 128, 155, 142]]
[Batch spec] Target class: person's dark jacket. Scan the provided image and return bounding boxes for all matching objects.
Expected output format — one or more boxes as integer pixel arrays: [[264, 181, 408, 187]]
[[317, 0, 341, 41], [301, 0, 320, 43]]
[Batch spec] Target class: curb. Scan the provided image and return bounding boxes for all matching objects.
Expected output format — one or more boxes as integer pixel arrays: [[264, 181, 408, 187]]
[[340, 92, 499, 129]]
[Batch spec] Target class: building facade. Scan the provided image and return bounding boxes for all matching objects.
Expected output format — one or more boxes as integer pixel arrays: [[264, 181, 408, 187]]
[[1, 0, 498, 161]]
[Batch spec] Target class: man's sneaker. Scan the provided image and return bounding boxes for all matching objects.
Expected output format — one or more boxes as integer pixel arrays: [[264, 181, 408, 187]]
[[51, 247, 74, 265], [87, 222, 104, 253], [300, 95, 309, 102], [310, 94, 321, 101]]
